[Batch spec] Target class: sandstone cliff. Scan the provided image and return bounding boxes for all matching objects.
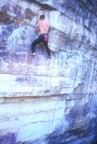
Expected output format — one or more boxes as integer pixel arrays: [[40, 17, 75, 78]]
[[0, 0, 97, 143]]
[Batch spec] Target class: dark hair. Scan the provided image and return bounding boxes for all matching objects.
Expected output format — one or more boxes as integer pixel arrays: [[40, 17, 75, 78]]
[[40, 15, 45, 19]]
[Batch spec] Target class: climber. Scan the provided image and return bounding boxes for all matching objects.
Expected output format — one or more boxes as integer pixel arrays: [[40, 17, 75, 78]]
[[31, 14, 51, 58]]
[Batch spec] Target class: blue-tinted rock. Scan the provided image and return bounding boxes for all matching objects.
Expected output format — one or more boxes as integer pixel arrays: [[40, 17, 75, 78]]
[[0, 133, 16, 144], [0, 0, 97, 144]]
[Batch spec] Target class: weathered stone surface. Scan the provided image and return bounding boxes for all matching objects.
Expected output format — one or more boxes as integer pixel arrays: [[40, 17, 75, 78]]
[[0, 133, 15, 144], [0, 0, 97, 144]]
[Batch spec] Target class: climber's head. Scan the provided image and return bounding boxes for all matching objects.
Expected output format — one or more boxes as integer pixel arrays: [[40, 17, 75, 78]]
[[40, 15, 45, 20]]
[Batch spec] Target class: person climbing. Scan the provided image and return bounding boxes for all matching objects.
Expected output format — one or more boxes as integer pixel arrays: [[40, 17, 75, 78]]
[[31, 14, 51, 58]]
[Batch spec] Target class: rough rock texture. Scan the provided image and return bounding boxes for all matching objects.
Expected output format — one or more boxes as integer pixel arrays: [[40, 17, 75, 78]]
[[0, 0, 97, 143], [0, 133, 16, 144]]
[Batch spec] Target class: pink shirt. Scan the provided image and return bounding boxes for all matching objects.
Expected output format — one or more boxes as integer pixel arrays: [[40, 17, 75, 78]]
[[35, 19, 49, 35]]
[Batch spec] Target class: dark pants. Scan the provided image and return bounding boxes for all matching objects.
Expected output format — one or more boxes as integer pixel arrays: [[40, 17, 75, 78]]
[[31, 34, 51, 56]]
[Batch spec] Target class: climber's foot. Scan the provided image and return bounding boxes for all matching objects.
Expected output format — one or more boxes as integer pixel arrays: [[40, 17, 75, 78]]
[[31, 53, 36, 56]]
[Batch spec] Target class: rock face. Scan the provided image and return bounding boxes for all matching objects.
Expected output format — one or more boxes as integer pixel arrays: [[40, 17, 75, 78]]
[[0, 0, 97, 143]]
